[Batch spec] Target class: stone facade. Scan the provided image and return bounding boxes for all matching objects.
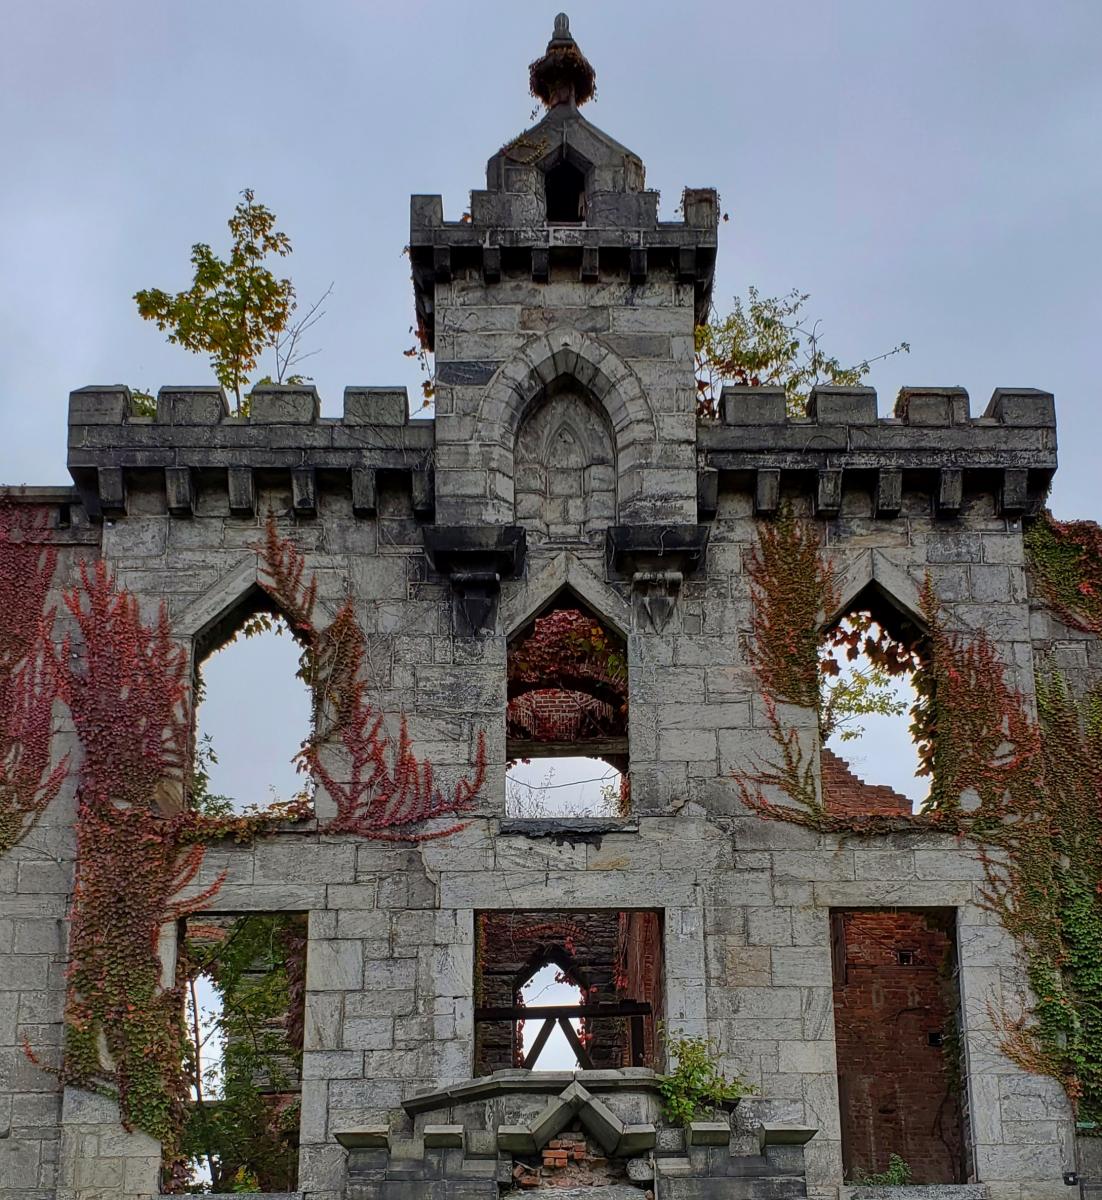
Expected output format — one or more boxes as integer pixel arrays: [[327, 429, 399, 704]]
[[0, 14, 1089, 1200]]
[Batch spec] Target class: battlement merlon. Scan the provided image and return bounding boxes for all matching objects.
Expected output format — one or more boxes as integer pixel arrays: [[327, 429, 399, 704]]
[[698, 384, 1057, 518], [66, 384, 435, 520], [409, 186, 719, 351]]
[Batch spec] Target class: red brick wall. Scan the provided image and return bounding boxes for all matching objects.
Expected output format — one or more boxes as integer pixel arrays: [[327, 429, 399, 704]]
[[507, 687, 619, 741], [821, 749, 912, 817], [832, 910, 965, 1183], [617, 911, 663, 1066], [474, 910, 659, 1074]]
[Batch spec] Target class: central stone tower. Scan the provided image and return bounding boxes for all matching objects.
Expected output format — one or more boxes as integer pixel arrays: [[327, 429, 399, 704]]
[[409, 14, 717, 541]]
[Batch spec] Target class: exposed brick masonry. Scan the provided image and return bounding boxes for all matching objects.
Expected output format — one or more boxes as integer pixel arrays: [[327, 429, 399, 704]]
[[821, 748, 913, 817], [832, 910, 964, 1183]]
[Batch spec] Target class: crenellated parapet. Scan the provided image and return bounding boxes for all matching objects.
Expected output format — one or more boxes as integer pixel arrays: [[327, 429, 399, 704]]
[[66, 383, 434, 520], [697, 383, 1057, 519], [410, 185, 718, 351], [67, 378, 1058, 528]]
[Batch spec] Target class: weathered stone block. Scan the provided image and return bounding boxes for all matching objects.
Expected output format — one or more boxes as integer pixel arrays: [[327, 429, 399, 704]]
[[895, 386, 970, 425], [156, 385, 229, 424], [249, 384, 321, 423], [808, 386, 877, 425], [345, 388, 410, 426], [68, 385, 130, 425], [985, 387, 1056, 427], [721, 386, 786, 425]]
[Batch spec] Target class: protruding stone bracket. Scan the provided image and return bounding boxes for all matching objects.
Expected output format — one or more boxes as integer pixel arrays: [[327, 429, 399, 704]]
[[97, 466, 126, 518], [875, 469, 902, 517], [633, 570, 683, 633], [756, 1123, 817, 1151], [423, 526, 526, 635], [936, 468, 963, 516], [228, 466, 256, 516], [697, 468, 718, 520], [334, 1127, 391, 1150], [755, 469, 781, 515], [606, 524, 709, 579], [292, 467, 317, 517], [816, 470, 843, 517]]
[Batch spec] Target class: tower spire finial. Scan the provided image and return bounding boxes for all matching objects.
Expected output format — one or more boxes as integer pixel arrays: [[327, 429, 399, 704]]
[[529, 13, 596, 109]]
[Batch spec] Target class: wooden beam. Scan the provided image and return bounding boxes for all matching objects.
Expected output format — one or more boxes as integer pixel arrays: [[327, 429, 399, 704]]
[[475, 1001, 651, 1021], [557, 1015, 595, 1070], [505, 737, 629, 761], [522, 1017, 557, 1069]]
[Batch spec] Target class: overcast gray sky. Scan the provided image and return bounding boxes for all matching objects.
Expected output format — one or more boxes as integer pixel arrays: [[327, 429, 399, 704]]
[[4, 1, 1099, 806]]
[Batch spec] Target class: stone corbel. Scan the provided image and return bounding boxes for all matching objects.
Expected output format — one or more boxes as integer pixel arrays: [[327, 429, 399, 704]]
[[423, 526, 526, 635], [633, 569, 683, 633], [451, 569, 501, 636]]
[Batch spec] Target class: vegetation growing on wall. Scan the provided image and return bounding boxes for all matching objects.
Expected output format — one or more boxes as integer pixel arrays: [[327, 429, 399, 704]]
[[695, 288, 909, 418], [740, 510, 1102, 1126], [180, 913, 307, 1193], [52, 558, 310, 1171], [0, 502, 66, 853], [257, 516, 486, 839], [1025, 509, 1102, 635], [134, 190, 331, 412], [656, 1027, 753, 1125], [32, 517, 484, 1174]]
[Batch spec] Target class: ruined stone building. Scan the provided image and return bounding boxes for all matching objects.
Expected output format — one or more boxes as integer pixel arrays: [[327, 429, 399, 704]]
[[4, 13, 1100, 1200]]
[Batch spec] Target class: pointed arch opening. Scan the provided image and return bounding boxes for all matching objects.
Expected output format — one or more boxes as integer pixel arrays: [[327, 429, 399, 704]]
[[819, 582, 930, 813], [190, 584, 313, 816], [506, 589, 628, 817], [514, 377, 616, 542], [474, 910, 662, 1075]]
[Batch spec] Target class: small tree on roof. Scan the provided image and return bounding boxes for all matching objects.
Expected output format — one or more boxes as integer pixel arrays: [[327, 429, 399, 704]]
[[134, 189, 295, 412]]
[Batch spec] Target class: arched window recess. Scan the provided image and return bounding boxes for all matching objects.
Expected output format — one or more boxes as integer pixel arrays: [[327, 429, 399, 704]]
[[190, 585, 313, 816], [505, 591, 629, 817], [818, 583, 929, 812]]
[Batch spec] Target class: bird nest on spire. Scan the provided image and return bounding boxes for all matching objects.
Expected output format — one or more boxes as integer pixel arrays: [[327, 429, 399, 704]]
[[529, 42, 597, 107]]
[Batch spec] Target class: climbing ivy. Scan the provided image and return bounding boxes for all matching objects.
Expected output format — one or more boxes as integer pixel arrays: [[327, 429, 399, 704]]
[[257, 514, 486, 840], [180, 913, 306, 1192], [739, 511, 1102, 1125], [0, 501, 66, 853], [1025, 509, 1102, 635], [36, 558, 310, 1176], [745, 504, 836, 711]]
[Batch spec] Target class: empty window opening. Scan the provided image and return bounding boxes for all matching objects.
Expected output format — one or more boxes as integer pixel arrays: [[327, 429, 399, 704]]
[[474, 910, 662, 1075], [831, 909, 969, 1184], [820, 592, 928, 813], [193, 612, 312, 814], [506, 756, 624, 818], [177, 912, 307, 1193], [507, 602, 628, 816], [545, 159, 586, 223], [518, 962, 587, 1070]]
